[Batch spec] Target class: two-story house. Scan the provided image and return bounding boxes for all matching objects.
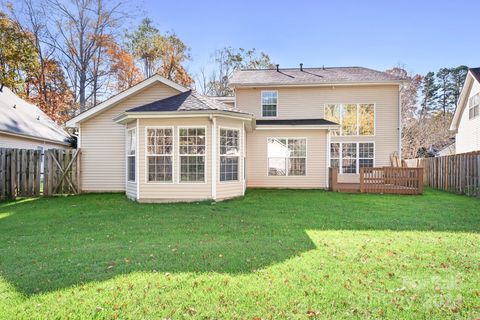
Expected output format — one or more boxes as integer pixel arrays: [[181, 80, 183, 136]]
[[66, 66, 404, 202], [450, 67, 480, 153]]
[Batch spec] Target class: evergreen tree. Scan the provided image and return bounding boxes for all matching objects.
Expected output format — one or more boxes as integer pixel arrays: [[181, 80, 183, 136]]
[[436, 67, 452, 115], [420, 71, 439, 116]]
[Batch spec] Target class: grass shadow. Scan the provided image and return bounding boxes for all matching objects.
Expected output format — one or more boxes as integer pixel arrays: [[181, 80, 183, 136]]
[[0, 188, 478, 295]]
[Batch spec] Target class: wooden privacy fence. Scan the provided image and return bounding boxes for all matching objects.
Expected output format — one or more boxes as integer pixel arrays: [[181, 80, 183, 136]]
[[360, 167, 424, 195], [405, 152, 480, 196], [0, 148, 81, 200]]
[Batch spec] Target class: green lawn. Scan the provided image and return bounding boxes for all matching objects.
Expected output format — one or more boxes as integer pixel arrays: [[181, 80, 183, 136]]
[[0, 189, 479, 319]]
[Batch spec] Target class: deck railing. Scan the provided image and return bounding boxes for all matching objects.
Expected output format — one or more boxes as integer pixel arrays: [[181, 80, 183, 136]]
[[360, 167, 423, 195]]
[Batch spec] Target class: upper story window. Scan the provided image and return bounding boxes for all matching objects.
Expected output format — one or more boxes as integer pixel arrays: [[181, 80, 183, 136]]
[[325, 103, 374, 136], [468, 93, 479, 119], [261, 91, 278, 117]]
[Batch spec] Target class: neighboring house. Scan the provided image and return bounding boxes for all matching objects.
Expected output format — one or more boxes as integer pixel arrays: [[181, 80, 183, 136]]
[[66, 67, 404, 202], [450, 67, 480, 153], [0, 86, 70, 150]]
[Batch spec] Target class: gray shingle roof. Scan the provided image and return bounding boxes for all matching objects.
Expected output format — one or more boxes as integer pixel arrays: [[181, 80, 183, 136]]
[[470, 67, 480, 83], [229, 66, 406, 86], [0, 87, 70, 144], [127, 90, 250, 115]]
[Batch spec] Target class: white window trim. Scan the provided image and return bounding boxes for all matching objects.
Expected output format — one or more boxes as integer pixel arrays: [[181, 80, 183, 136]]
[[468, 93, 480, 120], [266, 137, 308, 177], [324, 103, 376, 137], [144, 126, 175, 184], [126, 127, 136, 183], [177, 126, 208, 184], [329, 141, 375, 175], [261, 90, 279, 118], [218, 126, 241, 184]]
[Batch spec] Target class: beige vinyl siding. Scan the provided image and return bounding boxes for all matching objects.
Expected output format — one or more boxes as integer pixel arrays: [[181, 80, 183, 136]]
[[456, 79, 480, 153], [246, 129, 327, 188], [215, 117, 245, 200], [236, 87, 324, 119], [125, 121, 137, 200], [138, 117, 213, 202], [0, 132, 67, 149], [237, 85, 400, 184], [79, 82, 180, 192]]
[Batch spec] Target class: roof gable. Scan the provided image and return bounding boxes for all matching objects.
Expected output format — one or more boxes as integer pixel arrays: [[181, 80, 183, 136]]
[[127, 90, 248, 114], [0, 87, 70, 144], [66, 75, 189, 127], [450, 68, 480, 132]]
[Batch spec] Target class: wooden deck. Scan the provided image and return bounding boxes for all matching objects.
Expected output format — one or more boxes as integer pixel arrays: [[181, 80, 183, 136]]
[[329, 167, 424, 195]]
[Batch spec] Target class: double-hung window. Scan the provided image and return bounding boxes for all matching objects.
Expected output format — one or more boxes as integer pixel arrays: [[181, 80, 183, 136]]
[[267, 138, 306, 176], [469, 93, 480, 119], [262, 91, 278, 117], [325, 104, 374, 136], [146, 128, 173, 182], [179, 127, 206, 182], [127, 128, 136, 182], [330, 142, 374, 174], [219, 129, 240, 182]]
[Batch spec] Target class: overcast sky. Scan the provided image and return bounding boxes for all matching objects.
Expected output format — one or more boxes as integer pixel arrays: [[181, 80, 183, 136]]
[[141, 0, 478, 76]]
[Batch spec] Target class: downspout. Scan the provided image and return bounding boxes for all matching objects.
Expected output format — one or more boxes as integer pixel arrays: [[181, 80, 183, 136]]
[[136, 119, 140, 201], [210, 116, 217, 200], [326, 129, 331, 189], [398, 84, 402, 160], [242, 121, 246, 195]]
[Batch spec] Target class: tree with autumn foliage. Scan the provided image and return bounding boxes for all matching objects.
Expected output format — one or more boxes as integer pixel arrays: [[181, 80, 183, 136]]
[[24, 59, 75, 124], [126, 18, 193, 87], [0, 11, 38, 91], [107, 41, 142, 92]]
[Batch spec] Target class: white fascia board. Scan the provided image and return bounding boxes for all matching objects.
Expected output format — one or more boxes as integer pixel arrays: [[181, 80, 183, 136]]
[[113, 111, 254, 124], [450, 72, 476, 132], [66, 75, 189, 128], [255, 125, 340, 130]]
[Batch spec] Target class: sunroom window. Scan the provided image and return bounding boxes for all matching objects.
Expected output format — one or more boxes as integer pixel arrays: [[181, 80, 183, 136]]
[[330, 142, 374, 174], [146, 128, 173, 182], [325, 104, 374, 136], [219, 129, 240, 182], [267, 138, 306, 176], [179, 127, 206, 182], [262, 91, 278, 117], [127, 128, 136, 182]]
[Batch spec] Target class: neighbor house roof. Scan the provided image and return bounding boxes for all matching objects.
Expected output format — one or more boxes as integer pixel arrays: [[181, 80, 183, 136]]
[[0, 86, 70, 145], [450, 67, 480, 132], [127, 90, 249, 114], [66, 74, 190, 128], [229, 66, 406, 87]]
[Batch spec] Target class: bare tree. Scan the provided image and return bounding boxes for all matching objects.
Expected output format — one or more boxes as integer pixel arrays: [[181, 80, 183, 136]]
[[45, 0, 125, 111]]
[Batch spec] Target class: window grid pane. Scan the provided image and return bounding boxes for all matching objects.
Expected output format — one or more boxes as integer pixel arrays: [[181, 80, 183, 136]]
[[179, 127, 206, 182], [262, 91, 277, 117], [146, 128, 173, 182], [127, 129, 136, 182], [331, 142, 374, 174], [220, 129, 240, 182], [268, 138, 306, 176]]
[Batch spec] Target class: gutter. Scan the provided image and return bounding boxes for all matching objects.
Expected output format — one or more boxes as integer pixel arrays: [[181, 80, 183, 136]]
[[0, 130, 71, 146]]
